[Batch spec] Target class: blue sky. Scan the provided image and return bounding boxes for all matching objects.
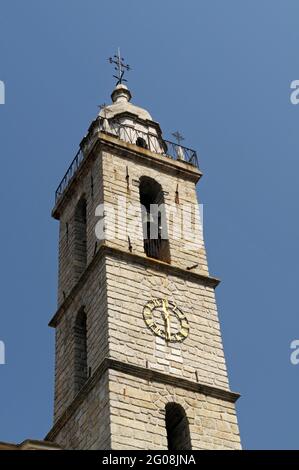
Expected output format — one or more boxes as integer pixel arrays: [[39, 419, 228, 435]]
[[0, 0, 299, 449]]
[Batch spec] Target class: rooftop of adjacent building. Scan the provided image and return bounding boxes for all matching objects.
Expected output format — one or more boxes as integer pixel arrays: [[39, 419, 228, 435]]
[[0, 439, 60, 450]]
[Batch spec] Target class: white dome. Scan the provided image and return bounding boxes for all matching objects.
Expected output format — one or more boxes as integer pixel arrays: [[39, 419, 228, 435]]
[[99, 84, 152, 121]]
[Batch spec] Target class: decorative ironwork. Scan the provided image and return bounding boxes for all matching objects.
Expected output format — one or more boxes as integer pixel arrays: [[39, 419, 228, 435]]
[[106, 121, 198, 166], [163, 139, 198, 166], [171, 131, 185, 145], [108, 48, 131, 85], [55, 148, 84, 202]]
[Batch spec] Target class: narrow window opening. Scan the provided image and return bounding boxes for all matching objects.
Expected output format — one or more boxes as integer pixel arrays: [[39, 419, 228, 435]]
[[139, 176, 170, 263], [74, 198, 87, 279], [74, 308, 88, 394], [136, 137, 148, 149], [165, 403, 192, 450]]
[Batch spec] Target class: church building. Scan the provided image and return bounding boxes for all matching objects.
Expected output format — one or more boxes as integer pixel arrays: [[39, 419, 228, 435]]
[[1, 54, 241, 450]]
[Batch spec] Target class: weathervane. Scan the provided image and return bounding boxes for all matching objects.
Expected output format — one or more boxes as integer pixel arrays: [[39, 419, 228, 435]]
[[108, 48, 131, 85], [172, 131, 185, 146]]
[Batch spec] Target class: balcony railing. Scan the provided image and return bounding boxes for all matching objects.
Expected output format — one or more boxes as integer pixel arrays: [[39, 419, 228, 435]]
[[106, 121, 198, 167], [55, 149, 84, 201], [55, 119, 199, 203]]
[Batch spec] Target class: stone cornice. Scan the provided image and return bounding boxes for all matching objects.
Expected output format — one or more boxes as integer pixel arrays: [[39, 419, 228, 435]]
[[105, 244, 220, 286], [45, 357, 240, 442], [49, 244, 220, 328], [98, 132, 202, 182], [110, 359, 240, 403]]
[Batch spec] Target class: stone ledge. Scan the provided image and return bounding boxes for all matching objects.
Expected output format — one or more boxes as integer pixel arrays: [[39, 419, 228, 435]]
[[104, 244, 220, 286], [109, 358, 240, 403], [49, 244, 220, 328], [98, 132, 202, 182], [45, 357, 240, 442]]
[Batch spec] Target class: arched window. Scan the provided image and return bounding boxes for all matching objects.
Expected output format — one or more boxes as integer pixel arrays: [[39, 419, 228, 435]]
[[165, 403, 192, 450], [74, 197, 87, 279], [136, 137, 148, 149], [139, 176, 170, 263], [74, 308, 88, 394]]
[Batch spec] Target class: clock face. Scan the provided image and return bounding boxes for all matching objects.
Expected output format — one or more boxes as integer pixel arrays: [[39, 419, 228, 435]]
[[143, 298, 189, 342]]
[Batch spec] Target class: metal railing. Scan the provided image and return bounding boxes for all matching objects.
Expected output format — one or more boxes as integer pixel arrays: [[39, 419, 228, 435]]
[[107, 120, 167, 155], [55, 149, 84, 201], [55, 118, 199, 203], [107, 121, 199, 167], [163, 139, 199, 167]]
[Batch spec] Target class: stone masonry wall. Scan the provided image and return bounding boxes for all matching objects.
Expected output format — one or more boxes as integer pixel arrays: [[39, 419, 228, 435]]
[[53, 141, 215, 421], [57, 151, 104, 306], [52, 371, 111, 450], [50, 139, 240, 449], [106, 253, 229, 391], [53, 257, 108, 422], [101, 147, 208, 275], [56, 141, 208, 322], [50, 364, 240, 450], [109, 369, 241, 450]]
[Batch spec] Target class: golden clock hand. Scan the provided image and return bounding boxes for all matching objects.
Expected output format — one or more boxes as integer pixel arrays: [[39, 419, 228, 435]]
[[162, 299, 169, 317], [162, 299, 171, 341]]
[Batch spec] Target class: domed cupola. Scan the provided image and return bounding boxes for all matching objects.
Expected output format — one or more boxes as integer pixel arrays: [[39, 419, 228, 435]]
[[100, 83, 152, 121], [79, 51, 198, 167], [98, 83, 166, 154]]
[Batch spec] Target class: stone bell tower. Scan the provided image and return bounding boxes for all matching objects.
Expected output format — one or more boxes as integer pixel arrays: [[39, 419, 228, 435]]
[[46, 63, 241, 449]]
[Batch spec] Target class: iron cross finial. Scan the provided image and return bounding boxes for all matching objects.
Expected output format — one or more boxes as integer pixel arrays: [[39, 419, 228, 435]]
[[108, 48, 131, 85], [172, 131, 185, 146]]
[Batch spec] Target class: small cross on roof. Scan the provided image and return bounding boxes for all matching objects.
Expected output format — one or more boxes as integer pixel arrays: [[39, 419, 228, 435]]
[[172, 131, 185, 146]]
